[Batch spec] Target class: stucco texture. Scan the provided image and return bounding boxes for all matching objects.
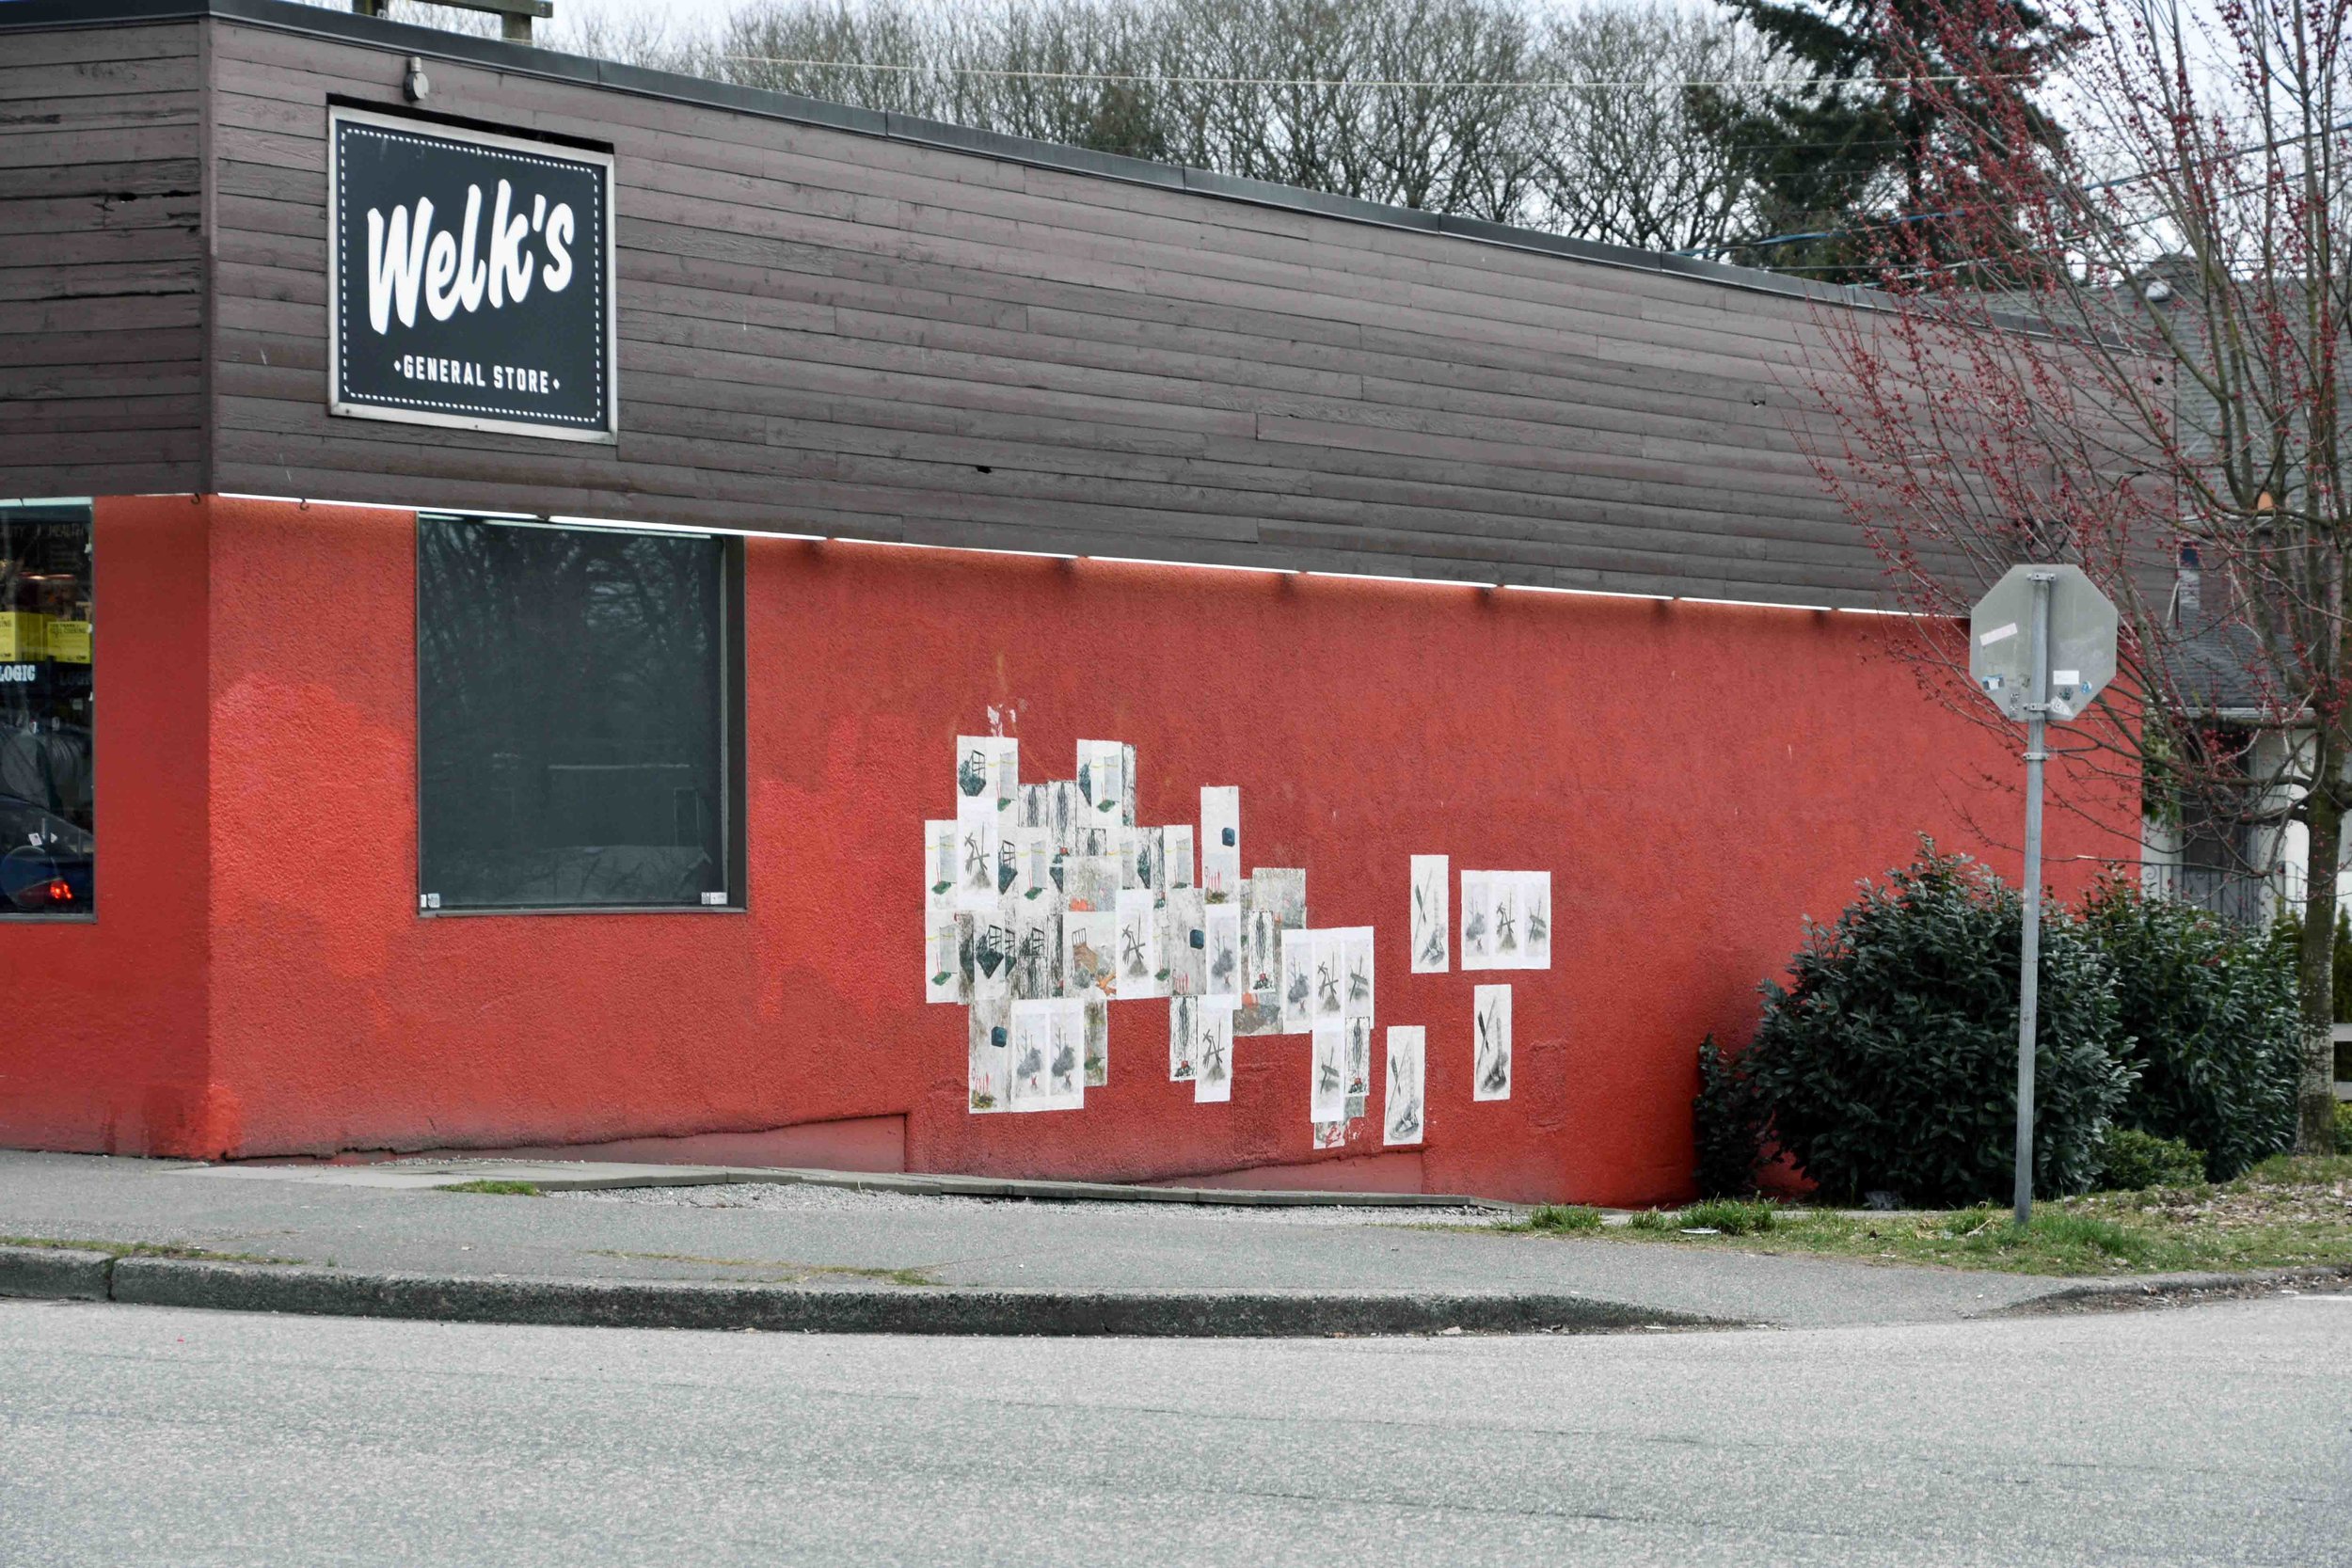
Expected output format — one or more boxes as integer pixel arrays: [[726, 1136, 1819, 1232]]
[[2, 496, 2133, 1204]]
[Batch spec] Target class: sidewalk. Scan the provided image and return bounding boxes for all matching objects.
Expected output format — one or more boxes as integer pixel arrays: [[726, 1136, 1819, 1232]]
[[0, 1150, 2299, 1336]]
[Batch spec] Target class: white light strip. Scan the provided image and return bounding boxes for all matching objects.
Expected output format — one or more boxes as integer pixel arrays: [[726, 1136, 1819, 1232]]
[[1, 497, 94, 509]]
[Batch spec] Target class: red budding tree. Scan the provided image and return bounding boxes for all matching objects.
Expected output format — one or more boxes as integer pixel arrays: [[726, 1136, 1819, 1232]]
[[1801, 0, 2349, 1149]]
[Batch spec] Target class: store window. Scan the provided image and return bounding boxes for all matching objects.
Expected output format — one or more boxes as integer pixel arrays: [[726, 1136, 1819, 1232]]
[[0, 502, 95, 917], [417, 515, 741, 911]]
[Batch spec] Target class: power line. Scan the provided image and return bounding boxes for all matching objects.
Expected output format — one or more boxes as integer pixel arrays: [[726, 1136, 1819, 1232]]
[[719, 54, 2030, 93]]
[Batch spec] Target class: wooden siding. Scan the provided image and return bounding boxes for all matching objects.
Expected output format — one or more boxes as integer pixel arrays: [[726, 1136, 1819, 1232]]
[[0, 22, 206, 498], [15, 7, 1894, 604]]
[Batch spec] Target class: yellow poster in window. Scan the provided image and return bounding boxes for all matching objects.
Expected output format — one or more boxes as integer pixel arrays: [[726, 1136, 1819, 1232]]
[[0, 611, 48, 663], [43, 619, 91, 664]]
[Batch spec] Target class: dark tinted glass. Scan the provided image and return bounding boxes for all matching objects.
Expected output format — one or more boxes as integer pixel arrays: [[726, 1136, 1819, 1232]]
[[419, 517, 727, 910], [1, 504, 94, 917]]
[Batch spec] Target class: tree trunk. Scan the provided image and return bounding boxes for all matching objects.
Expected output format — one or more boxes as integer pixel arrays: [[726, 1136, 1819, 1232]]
[[2297, 752, 2344, 1154]]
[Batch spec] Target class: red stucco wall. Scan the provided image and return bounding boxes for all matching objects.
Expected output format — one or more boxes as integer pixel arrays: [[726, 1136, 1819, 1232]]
[[6, 495, 2134, 1203]]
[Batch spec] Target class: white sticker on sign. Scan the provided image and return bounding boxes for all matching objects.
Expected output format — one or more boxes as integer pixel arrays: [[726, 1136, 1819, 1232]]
[[2053, 669, 2081, 686], [1979, 623, 2019, 646]]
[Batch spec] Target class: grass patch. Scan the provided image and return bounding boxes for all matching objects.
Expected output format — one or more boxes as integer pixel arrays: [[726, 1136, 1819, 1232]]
[[438, 1180, 544, 1196], [1500, 1204, 1603, 1234], [1498, 1159, 2352, 1276], [1, 1234, 298, 1265], [585, 1249, 939, 1288]]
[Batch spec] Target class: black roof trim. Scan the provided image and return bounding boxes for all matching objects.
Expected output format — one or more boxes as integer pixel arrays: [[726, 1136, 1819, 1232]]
[[10, 0, 1890, 311]]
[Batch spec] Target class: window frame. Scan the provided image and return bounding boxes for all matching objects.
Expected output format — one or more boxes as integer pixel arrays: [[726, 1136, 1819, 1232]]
[[0, 498, 96, 924], [412, 513, 747, 918]]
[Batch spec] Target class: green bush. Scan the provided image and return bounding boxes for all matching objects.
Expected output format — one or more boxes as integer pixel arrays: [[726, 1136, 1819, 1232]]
[[1524, 1204, 1603, 1233], [2337, 1100, 2352, 1155], [2082, 882, 2298, 1180], [1693, 1035, 1766, 1197], [2094, 1127, 2207, 1190], [1626, 1209, 1676, 1231], [2262, 906, 2352, 1023], [1742, 844, 2134, 1207]]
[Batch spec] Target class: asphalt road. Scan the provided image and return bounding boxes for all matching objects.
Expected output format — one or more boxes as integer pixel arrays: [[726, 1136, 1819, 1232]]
[[5, 1296, 2346, 1566]]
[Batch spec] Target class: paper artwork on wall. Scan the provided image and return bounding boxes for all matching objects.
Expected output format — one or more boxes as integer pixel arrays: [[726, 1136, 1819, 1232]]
[[927, 912, 966, 1005], [1063, 907, 1118, 999], [956, 736, 1018, 816], [955, 796, 1000, 913], [1521, 872, 1551, 970], [1280, 927, 1315, 1035], [1384, 1026, 1425, 1145], [1310, 1021, 1347, 1123], [1200, 786, 1241, 901], [1170, 994, 1201, 1082], [1045, 781, 1083, 853], [1459, 869, 1491, 968], [1082, 993, 1109, 1086], [1312, 929, 1345, 1022], [1116, 887, 1166, 998], [1473, 984, 1513, 1101], [1121, 743, 1138, 826], [927, 819, 960, 912], [969, 904, 1015, 1003], [1193, 995, 1235, 1103], [1204, 902, 1242, 997], [1007, 827, 1055, 903], [1409, 854, 1449, 974], [1343, 1015, 1372, 1119], [1064, 853, 1120, 914], [968, 998, 1010, 1112], [1341, 926, 1374, 1020], [1165, 825, 1195, 891], [1311, 1119, 1345, 1150], [1077, 739, 1126, 824], [1009, 998, 1085, 1112], [1164, 887, 1206, 997], [1490, 875, 1523, 966], [1009, 896, 1062, 1001]]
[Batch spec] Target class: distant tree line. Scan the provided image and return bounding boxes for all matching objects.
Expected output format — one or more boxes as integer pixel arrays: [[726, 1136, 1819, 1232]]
[[370, 0, 2069, 270]]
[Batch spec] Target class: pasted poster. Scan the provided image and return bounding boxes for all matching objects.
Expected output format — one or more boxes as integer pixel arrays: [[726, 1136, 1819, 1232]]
[[1473, 984, 1513, 1101], [1009, 896, 1062, 1001], [1310, 1021, 1347, 1124], [1116, 887, 1166, 998], [1312, 1119, 1346, 1149], [1341, 926, 1374, 1021], [1384, 1025, 1425, 1145], [968, 998, 1010, 1112], [1164, 887, 1207, 997], [1077, 739, 1126, 825], [956, 736, 1019, 817], [1009, 998, 1085, 1112], [1343, 1015, 1372, 1119], [968, 904, 1015, 1003], [1169, 994, 1201, 1083], [1194, 995, 1235, 1103], [955, 796, 1000, 913], [1280, 927, 1316, 1035], [926, 912, 966, 1004], [1312, 929, 1346, 1024], [1082, 993, 1109, 1086], [1459, 869, 1491, 969], [1200, 786, 1241, 900], [1461, 870, 1552, 971], [1204, 902, 1243, 998], [1164, 824, 1196, 891], [1410, 854, 1449, 974], [1521, 871, 1551, 970], [1063, 907, 1118, 999]]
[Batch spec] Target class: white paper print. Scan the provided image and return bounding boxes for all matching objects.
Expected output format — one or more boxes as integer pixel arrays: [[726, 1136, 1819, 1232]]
[[1409, 854, 1449, 974], [1170, 994, 1202, 1083], [1045, 780, 1083, 854], [926, 912, 966, 1004], [968, 902, 1016, 1003], [1200, 786, 1241, 900], [1343, 1015, 1373, 1119], [1082, 993, 1109, 1086], [1164, 887, 1207, 997], [1520, 871, 1551, 970], [1341, 926, 1374, 1021], [1063, 906, 1119, 999], [1009, 896, 1062, 1001], [1193, 995, 1236, 1103], [1384, 1026, 1425, 1145], [955, 735, 1018, 816], [1165, 824, 1196, 891], [1281, 927, 1316, 1035], [955, 796, 1001, 912], [1019, 783, 1053, 832], [1312, 929, 1346, 1022], [968, 998, 1010, 1113], [1473, 984, 1513, 1101], [1009, 997, 1085, 1112], [1077, 739, 1126, 824], [1204, 902, 1243, 998], [1063, 853, 1120, 914], [1311, 1021, 1347, 1123], [1489, 875, 1522, 967], [1247, 868, 1307, 1000], [926, 819, 960, 913], [1116, 887, 1166, 998], [1312, 1119, 1346, 1149], [1459, 869, 1491, 968], [1008, 826, 1056, 903], [1120, 742, 1138, 826]]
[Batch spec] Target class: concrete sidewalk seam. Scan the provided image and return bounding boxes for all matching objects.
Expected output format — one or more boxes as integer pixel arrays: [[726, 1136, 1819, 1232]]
[[0, 1249, 1731, 1336]]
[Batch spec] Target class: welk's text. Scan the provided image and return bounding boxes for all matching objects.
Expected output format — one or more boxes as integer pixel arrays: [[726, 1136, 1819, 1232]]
[[365, 179, 576, 336]]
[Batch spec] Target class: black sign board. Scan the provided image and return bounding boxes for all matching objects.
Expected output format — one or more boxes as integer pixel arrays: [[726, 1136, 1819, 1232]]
[[328, 108, 616, 441]]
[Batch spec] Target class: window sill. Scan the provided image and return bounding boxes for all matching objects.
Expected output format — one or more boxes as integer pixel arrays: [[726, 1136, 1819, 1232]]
[[419, 903, 745, 918]]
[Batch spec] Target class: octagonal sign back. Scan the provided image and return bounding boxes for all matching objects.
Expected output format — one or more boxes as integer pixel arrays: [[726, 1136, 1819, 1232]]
[[1969, 564, 2118, 722]]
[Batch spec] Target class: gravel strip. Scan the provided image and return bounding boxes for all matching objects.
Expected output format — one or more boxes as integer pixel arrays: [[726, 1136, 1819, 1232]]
[[550, 1183, 1497, 1227]]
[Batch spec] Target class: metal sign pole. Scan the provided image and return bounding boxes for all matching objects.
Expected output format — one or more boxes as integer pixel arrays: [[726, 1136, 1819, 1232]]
[[2014, 571, 2054, 1227]]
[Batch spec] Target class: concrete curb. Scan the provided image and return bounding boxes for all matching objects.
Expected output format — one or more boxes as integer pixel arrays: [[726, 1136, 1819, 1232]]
[[0, 1246, 1726, 1336], [0, 1243, 114, 1301], [1982, 1261, 2352, 1315], [106, 1259, 1726, 1336]]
